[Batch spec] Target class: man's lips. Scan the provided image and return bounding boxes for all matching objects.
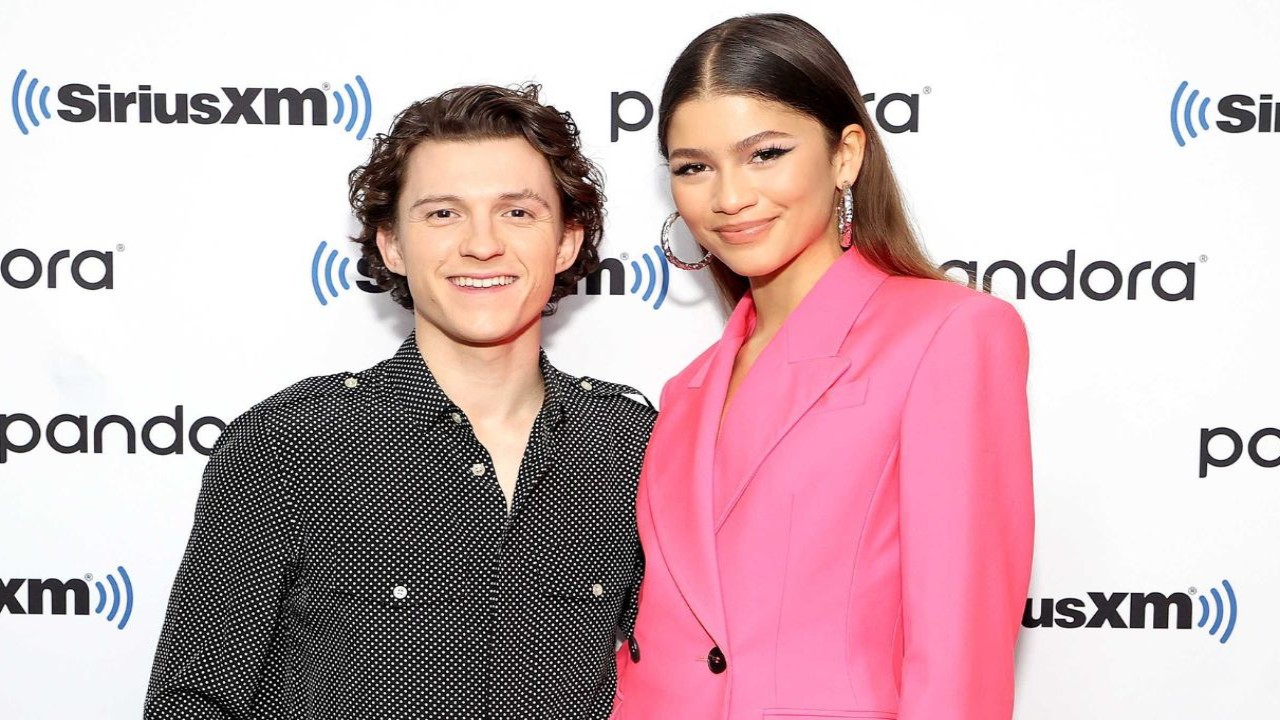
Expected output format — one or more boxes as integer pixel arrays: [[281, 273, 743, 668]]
[[448, 274, 517, 288]]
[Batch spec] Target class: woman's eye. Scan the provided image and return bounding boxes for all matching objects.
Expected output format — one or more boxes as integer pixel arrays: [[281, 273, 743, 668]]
[[673, 162, 708, 176], [751, 146, 793, 163]]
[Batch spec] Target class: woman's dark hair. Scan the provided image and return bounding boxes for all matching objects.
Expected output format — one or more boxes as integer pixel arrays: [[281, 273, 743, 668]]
[[348, 84, 604, 314], [658, 13, 946, 307]]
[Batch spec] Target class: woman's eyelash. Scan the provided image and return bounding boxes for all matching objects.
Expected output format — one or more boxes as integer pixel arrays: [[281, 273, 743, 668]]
[[672, 147, 791, 175], [753, 145, 793, 161]]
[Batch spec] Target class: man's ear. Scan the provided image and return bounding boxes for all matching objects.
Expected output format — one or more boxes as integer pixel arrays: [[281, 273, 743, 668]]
[[375, 226, 406, 275], [554, 223, 586, 274]]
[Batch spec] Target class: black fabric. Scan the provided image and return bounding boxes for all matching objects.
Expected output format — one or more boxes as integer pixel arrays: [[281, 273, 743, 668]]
[[144, 334, 654, 720]]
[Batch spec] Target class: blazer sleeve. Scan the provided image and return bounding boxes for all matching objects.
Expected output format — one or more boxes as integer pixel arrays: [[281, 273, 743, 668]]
[[143, 408, 296, 719], [897, 295, 1034, 720]]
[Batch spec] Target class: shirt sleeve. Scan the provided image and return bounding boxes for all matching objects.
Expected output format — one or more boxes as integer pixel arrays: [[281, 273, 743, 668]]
[[619, 408, 656, 641], [897, 296, 1035, 720], [143, 408, 296, 719], [619, 545, 645, 639]]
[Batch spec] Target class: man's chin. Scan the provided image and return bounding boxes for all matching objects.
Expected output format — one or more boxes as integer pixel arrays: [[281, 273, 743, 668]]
[[426, 318, 542, 350]]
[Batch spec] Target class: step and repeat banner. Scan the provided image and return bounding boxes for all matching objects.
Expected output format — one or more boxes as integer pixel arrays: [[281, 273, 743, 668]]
[[2, 1, 1276, 717]]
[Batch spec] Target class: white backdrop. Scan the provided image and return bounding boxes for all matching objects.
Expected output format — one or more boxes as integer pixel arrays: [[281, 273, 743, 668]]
[[2, 1, 1278, 717]]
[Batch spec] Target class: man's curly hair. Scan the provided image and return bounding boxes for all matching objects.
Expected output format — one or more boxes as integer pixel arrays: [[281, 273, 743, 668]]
[[348, 84, 604, 314]]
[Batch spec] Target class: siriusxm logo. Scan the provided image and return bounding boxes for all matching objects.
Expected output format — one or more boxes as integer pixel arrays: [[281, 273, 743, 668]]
[[1, 566, 134, 630], [308, 241, 670, 310], [1170, 80, 1279, 147], [1024, 579, 1238, 644], [565, 245, 670, 310], [11, 69, 372, 140], [310, 240, 384, 306]]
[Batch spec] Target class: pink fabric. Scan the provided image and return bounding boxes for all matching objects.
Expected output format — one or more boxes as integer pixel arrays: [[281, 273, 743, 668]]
[[614, 249, 1034, 720]]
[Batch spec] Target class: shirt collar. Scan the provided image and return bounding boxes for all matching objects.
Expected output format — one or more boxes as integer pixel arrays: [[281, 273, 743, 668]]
[[384, 333, 570, 428]]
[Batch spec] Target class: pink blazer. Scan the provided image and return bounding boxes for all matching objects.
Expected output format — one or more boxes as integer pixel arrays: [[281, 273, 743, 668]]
[[614, 249, 1034, 720]]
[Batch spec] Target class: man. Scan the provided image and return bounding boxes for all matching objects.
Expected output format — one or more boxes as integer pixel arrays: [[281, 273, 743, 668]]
[[144, 85, 653, 720]]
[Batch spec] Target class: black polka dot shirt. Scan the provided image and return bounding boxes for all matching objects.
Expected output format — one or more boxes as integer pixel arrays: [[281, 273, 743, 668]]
[[143, 334, 655, 720]]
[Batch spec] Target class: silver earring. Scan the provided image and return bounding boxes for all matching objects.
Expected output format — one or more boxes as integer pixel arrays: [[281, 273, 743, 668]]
[[660, 212, 711, 271], [837, 183, 854, 249]]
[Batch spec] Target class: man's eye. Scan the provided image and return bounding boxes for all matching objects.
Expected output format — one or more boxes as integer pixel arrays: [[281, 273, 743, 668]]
[[428, 209, 457, 219], [507, 208, 531, 218], [673, 163, 707, 176]]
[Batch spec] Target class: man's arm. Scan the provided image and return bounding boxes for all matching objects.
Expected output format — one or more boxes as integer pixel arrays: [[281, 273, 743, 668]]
[[617, 393, 657, 655], [619, 545, 644, 643], [143, 408, 295, 719]]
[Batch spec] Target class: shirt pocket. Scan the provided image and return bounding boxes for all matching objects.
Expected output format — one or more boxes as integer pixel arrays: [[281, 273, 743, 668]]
[[532, 554, 633, 602], [318, 543, 482, 714], [329, 541, 473, 608]]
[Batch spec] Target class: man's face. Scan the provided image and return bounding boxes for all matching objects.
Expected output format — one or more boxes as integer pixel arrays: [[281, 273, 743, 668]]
[[377, 137, 583, 348]]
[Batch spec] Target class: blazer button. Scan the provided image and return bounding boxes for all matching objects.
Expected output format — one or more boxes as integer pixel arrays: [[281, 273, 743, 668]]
[[707, 646, 726, 674]]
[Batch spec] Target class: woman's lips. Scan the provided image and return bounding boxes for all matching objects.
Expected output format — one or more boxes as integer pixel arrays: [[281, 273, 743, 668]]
[[713, 217, 777, 244]]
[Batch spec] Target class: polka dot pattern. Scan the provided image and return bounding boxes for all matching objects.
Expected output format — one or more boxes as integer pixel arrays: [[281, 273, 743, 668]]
[[143, 334, 655, 719]]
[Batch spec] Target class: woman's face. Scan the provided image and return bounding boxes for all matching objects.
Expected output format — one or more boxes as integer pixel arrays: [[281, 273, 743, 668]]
[[665, 94, 862, 281]]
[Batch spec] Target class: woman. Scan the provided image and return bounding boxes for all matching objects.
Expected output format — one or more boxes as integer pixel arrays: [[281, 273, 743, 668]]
[[613, 14, 1034, 720]]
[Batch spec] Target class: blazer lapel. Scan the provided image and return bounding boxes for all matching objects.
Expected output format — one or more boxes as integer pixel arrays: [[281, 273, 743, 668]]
[[713, 249, 889, 528], [644, 301, 753, 646]]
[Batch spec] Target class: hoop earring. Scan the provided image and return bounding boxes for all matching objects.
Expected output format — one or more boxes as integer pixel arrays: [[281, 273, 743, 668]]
[[837, 183, 854, 249], [660, 212, 712, 271]]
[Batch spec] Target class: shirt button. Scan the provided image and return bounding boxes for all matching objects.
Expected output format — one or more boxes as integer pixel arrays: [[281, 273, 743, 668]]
[[591, 583, 604, 597], [450, 412, 463, 424], [392, 585, 408, 600], [580, 380, 593, 391], [343, 377, 359, 388], [471, 463, 486, 476]]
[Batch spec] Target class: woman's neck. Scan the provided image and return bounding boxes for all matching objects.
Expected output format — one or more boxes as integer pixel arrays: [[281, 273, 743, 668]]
[[747, 235, 844, 341]]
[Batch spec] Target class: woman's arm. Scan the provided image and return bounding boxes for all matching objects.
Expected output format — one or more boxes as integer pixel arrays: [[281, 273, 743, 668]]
[[897, 295, 1034, 720]]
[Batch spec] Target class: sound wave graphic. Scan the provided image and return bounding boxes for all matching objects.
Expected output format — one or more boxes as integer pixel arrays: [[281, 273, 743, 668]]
[[310, 240, 353, 306], [628, 244, 670, 310], [11, 69, 53, 135], [92, 566, 133, 630], [1196, 579, 1237, 644], [331, 75, 372, 141], [1171, 81, 1211, 147]]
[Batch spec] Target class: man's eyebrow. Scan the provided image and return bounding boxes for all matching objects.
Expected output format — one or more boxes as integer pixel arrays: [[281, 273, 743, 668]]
[[408, 194, 463, 212], [408, 190, 553, 213], [498, 189, 553, 211], [668, 130, 795, 162]]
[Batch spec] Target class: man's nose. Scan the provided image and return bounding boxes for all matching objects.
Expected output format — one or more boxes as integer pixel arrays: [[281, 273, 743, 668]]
[[459, 216, 506, 260]]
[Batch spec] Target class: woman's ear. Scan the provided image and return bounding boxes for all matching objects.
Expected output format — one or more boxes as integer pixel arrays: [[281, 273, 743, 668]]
[[834, 123, 867, 188]]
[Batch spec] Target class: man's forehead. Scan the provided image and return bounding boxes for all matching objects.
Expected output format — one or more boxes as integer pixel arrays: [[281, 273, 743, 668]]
[[402, 137, 558, 203], [406, 136, 552, 174]]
